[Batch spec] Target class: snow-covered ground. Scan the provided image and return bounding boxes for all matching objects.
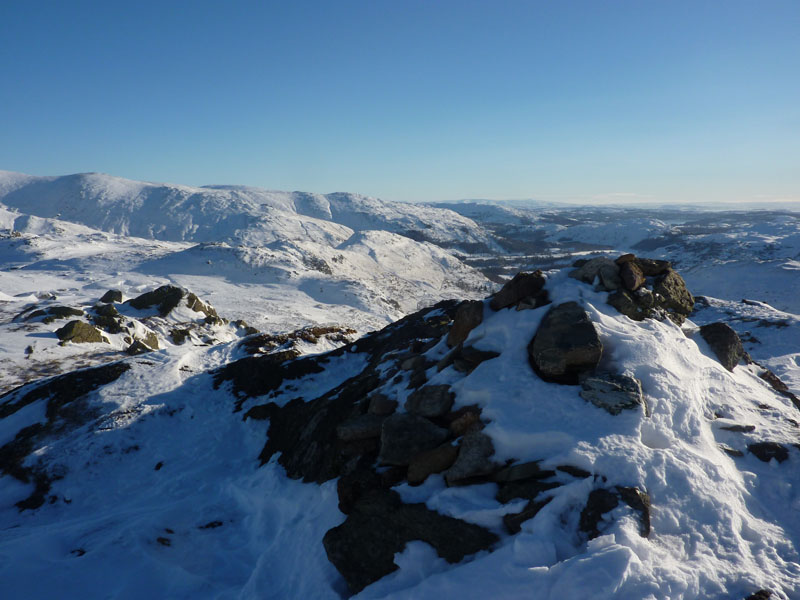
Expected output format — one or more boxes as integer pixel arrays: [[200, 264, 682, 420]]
[[1, 171, 799, 599]]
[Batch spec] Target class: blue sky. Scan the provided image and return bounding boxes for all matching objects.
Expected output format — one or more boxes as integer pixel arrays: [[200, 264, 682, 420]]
[[1, 1, 798, 204]]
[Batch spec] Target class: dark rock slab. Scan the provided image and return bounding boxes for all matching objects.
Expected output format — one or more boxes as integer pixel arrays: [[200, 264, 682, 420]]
[[337, 414, 386, 442], [490, 271, 546, 311], [580, 372, 648, 416], [496, 478, 560, 504], [323, 489, 498, 594], [447, 300, 484, 347], [503, 497, 552, 534], [617, 486, 651, 537], [619, 261, 645, 292], [569, 257, 621, 291], [127, 285, 185, 316], [700, 322, 745, 371], [379, 414, 448, 466], [447, 405, 484, 437], [491, 460, 553, 483], [528, 302, 603, 384], [748, 442, 789, 463], [367, 394, 398, 416], [405, 385, 455, 418], [99, 289, 123, 303], [579, 489, 620, 539], [759, 369, 800, 410]]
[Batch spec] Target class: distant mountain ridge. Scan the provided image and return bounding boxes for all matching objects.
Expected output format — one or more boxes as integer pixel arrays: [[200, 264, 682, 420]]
[[0, 171, 496, 251]]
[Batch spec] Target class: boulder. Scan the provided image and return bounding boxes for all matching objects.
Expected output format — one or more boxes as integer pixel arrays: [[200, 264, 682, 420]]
[[503, 498, 552, 534], [407, 443, 459, 485], [491, 460, 554, 483], [636, 257, 671, 277], [437, 344, 500, 374], [445, 431, 497, 485], [619, 261, 645, 291], [528, 302, 603, 384], [56, 320, 108, 344], [748, 442, 789, 463], [127, 285, 186, 316], [579, 489, 619, 539], [569, 257, 621, 291], [99, 289, 123, 303], [579, 372, 648, 416], [489, 271, 546, 311], [447, 300, 484, 347], [653, 270, 694, 324], [379, 414, 449, 466], [126, 340, 154, 355], [607, 289, 651, 321], [367, 394, 398, 416], [322, 489, 498, 594], [446, 405, 484, 436], [405, 385, 455, 418], [699, 322, 745, 371]]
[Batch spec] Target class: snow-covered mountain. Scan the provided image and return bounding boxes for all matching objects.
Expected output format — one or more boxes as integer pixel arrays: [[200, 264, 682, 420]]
[[0, 171, 495, 250]]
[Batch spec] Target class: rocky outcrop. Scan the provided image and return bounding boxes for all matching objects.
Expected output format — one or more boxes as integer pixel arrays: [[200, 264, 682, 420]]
[[99, 289, 123, 303], [569, 257, 621, 291], [56, 320, 108, 344], [489, 271, 547, 311], [700, 322, 745, 371], [405, 385, 455, 418], [322, 488, 498, 594], [127, 285, 186, 316], [580, 372, 648, 416], [528, 302, 603, 384], [653, 270, 694, 324]]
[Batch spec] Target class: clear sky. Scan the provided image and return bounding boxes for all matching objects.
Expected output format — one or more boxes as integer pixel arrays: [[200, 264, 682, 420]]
[[1, 1, 798, 204]]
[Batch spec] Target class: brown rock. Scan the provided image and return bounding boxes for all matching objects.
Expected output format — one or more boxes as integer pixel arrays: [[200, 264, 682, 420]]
[[447, 300, 484, 347], [489, 271, 546, 311], [407, 444, 459, 485], [619, 261, 645, 291]]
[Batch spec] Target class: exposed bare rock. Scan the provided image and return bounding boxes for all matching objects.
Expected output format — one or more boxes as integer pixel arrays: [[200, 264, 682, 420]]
[[579, 372, 648, 416], [489, 271, 546, 311], [447, 300, 484, 347], [407, 443, 459, 485], [379, 414, 449, 466], [56, 321, 108, 344], [405, 385, 455, 418], [699, 322, 745, 371], [445, 431, 497, 485], [528, 302, 603, 384]]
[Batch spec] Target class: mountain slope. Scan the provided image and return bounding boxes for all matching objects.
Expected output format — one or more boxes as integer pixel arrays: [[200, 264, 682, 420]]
[[1, 260, 798, 599]]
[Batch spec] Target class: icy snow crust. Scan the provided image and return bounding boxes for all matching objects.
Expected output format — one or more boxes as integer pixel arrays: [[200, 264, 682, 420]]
[[1, 270, 799, 599]]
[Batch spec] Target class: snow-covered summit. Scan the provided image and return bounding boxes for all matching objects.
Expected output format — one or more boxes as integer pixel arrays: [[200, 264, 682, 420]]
[[1, 257, 798, 599]]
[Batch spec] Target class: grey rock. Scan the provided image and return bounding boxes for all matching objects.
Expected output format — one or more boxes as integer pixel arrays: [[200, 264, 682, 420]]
[[569, 258, 621, 291], [699, 322, 745, 371], [367, 394, 398, 416], [405, 385, 455, 418], [100, 289, 123, 303], [379, 414, 448, 466], [445, 431, 497, 485], [653, 270, 694, 324], [580, 372, 648, 416], [491, 460, 552, 483], [528, 302, 603, 384]]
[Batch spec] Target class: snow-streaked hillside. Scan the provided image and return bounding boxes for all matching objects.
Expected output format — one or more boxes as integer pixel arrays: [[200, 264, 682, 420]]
[[0, 171, 495, 250]]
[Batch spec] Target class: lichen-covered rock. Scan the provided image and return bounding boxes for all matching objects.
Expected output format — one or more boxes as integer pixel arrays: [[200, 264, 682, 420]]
[[580, 372, 648, 416], [322, 489, 498, 594], [528, 302, 603, 384], [447, 300, 484, 347], [126, 340, 153, 355], [405, 385, 455, 418], [56, 320, 108, 344], [619, 260, 646, 291], [607, 289, 652, 321], [489, 271, 546, 311], [379, 414, 448, 466], [699, 322, 745, 371], [653, 270, 694, 324]]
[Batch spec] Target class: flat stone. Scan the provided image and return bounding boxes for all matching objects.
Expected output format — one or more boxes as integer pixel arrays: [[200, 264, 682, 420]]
[[405, 385, 455, 418], [579, 372, 648, 416], [337, 413, 386, 442], [379, 414, 448, 466], [445, 432, 497, 485]]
